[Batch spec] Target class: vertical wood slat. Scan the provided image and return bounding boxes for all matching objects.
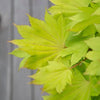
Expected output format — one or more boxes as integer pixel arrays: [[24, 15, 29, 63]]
[[13, 0, 32, 100], [0, 0, 12, 100], [31, 0, 49, 100], [32, 0, 49, 20]]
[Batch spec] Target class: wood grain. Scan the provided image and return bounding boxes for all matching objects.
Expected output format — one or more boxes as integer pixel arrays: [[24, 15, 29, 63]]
[[0, 0, 12, 100], [12, 0, 32, 100]]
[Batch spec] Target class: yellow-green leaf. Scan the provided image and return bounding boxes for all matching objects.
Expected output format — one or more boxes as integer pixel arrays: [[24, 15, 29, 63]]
[[30, 61, 73, 93]]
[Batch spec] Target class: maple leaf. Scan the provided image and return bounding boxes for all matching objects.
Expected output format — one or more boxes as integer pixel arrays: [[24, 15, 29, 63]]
[[30, 61, 73, 93], [59, 41, 88, 66], [43, 70, 100, 100], [9, 48, 30, 70], [49, 0, 100, 32], [49, 0, 91, 16], [85, 37, 100, 75], [67, 7, 100, 32], [9, 48, 29, 58], [9, 12, 69, 69]]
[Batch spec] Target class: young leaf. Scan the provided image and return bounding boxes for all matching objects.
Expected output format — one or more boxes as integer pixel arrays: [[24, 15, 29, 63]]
[[19, 55, 30, 70], [49, 5, 80, 17], [43, 70, 99, 100], [71, 15, 100, 32], [85, 37, 100, 51], [85, 61, 100, 75], [85, 37, 100, 75], [9, 48, 29, 58], [50, 0, 91, 7], [30, 61, 73, 93], [49, 0, 100, 33], [14, 25, 36, 39], [10, 14, 71, 69], [59, 42, 88, 66], [49, 0, 91, 16], [81, 25, 96, 37], [24, 54, 57, 69]]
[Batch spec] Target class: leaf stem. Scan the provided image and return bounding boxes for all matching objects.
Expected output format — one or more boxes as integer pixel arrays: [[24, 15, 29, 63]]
[[70, 58, 87, 69]]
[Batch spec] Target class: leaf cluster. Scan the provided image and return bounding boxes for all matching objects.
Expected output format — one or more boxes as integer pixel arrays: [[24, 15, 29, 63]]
[[9, 0, 100, 100]]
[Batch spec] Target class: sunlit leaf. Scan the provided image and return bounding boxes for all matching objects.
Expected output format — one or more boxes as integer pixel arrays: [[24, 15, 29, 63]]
[[30, 61, 73, 93], [85, 37, 100, 75], [43, 70, 99, 100]]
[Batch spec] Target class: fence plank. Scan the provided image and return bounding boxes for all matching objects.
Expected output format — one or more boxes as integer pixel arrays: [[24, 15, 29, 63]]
[[0, 0, 12, 100], [32, 0, 49, 20], [13, 0, 32, 100]]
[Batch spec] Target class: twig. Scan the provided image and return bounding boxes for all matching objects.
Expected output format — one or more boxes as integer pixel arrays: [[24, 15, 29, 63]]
[[70, 58, 87, 69]]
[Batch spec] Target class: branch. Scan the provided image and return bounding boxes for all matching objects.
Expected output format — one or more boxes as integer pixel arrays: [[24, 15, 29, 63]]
[[70, 58, 87, 69]]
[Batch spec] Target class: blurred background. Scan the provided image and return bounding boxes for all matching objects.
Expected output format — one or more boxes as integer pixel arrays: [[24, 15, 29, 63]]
[[0, 0, 52, 100]]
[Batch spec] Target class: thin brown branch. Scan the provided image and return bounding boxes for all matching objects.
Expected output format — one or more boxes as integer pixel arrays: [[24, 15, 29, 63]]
[[70, 58, 87, 69]]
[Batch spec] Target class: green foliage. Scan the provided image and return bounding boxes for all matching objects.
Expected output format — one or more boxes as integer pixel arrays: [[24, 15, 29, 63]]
[[9, 0, 100, 100], [43, 70, 99, 100], [85, 37, 100, 75], [30, 61, 72, 93], [59, 42, 88, 65], [9, 48, 29, 58]]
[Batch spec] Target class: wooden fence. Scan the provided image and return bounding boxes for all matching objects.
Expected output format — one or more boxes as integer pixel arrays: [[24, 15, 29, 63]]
[[0, 0, 52, 100]]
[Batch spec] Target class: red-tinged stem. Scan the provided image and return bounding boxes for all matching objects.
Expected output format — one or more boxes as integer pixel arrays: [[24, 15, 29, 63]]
[[70, 58, 87, 69]]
